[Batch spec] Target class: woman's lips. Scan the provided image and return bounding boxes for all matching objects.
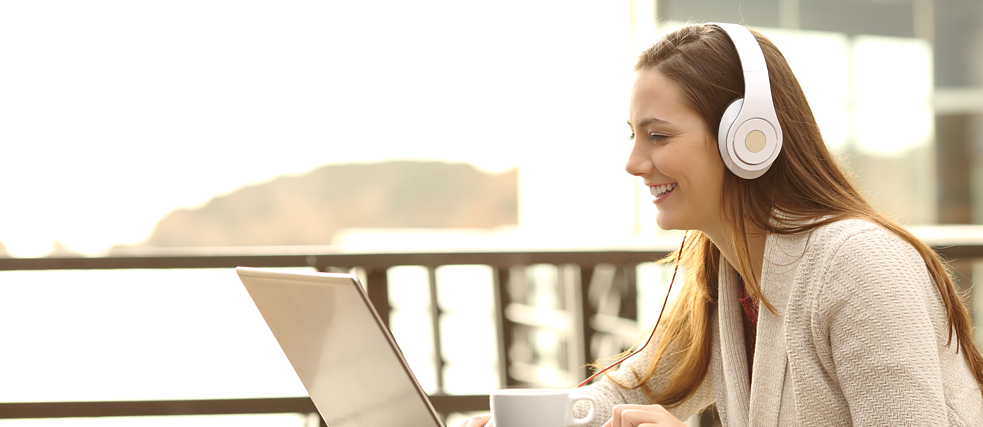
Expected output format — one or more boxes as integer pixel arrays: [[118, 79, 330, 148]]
[[650, 182, 677, 202]]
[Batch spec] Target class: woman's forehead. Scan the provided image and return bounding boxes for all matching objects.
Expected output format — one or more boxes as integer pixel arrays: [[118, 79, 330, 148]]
[[628, 69, 692, 125]]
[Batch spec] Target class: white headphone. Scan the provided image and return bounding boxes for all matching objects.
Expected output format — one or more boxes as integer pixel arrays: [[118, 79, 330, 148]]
[[710, 23, 783, 179]]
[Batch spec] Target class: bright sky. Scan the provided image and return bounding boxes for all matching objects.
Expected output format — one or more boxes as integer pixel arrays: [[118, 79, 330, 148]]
[[0, 1, 934, 258], [0, 0, 631, 257]]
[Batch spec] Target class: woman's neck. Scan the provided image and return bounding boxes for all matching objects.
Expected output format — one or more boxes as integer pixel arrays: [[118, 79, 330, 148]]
[[704, 222, 767, 286]]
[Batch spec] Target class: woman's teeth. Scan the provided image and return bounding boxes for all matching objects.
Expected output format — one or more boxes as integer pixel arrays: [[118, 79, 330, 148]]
[[651, 183, 677, 197]]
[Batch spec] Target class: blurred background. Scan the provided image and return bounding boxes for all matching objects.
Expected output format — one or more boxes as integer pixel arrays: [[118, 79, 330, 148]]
[[0, 0, 981, 426]]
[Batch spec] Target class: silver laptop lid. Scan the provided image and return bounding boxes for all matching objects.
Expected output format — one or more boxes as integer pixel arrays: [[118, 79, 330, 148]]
[[236, 266, 443, 427]]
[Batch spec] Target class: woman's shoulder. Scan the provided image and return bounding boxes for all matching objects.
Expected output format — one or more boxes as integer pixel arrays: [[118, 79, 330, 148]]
[[766, 217, 918, 283], [782, 218, 939, 333], [811, 217, 886, 238], [797, 217, 930, 295], [803, 217, 915, 260]]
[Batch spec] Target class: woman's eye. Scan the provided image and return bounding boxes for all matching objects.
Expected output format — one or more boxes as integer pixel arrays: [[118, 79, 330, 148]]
[[648, 133, 669, 143], [628, 132, 669, 143]]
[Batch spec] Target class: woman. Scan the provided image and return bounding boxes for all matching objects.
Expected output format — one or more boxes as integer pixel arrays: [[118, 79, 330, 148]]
[[464, 23, 983, 426]]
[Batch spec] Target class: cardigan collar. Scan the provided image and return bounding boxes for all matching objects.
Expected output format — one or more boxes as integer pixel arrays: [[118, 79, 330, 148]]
[[714, 229, 814, 426]]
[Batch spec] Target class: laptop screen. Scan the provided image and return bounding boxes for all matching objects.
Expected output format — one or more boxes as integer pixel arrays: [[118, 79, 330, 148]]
[[237, 267, 443, 427]]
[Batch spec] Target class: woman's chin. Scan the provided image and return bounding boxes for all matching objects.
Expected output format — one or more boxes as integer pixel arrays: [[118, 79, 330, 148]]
[[654, 215, 679, 231]]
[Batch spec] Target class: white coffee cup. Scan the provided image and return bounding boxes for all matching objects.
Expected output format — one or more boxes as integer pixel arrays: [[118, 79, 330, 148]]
[[490, 388, 596, 427]]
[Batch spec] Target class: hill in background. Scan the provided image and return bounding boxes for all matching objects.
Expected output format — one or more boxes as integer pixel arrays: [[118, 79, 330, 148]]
[[138, 160, 517, 248]]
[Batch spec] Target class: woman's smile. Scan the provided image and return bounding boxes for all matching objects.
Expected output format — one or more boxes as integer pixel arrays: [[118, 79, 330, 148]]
[[650, 182, 678, 203]]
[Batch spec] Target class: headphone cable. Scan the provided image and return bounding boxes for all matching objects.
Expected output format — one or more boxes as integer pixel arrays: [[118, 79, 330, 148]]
[[577, 230, 688, 388]]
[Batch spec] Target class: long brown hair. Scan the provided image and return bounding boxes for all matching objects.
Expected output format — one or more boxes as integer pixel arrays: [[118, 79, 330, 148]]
[[611, 23, 983, 406]]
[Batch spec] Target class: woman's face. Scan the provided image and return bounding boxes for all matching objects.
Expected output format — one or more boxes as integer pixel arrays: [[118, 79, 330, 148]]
[[625, 68, 726, 235]]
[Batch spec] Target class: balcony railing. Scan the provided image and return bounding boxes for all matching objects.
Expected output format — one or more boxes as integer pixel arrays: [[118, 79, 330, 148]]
[[0, 233, 980, 426]]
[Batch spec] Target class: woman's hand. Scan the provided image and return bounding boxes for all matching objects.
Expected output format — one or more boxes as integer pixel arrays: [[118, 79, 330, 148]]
[[457, 414, 492, 427], [602, 404, 687, 427]]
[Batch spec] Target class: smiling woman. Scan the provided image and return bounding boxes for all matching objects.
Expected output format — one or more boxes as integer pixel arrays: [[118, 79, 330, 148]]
[[591, 23, 983, 427], [461, 21, 983, 427]]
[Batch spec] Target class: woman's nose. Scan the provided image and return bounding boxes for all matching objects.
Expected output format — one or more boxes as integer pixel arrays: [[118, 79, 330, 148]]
[[624, 142, 652, 177]]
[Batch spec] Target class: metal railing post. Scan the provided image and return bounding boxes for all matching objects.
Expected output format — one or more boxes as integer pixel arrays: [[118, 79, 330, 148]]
[[427, 265, 446, 393], [365, 267, 391, 329], [493, 265, 520, 387]]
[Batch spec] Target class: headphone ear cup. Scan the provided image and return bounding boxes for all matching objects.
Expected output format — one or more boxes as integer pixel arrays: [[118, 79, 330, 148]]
[[709, 23, 783, 180], [718, 98, 744, 176]]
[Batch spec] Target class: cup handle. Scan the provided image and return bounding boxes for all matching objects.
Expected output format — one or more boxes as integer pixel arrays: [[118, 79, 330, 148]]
[[568, 391, 597, 426]]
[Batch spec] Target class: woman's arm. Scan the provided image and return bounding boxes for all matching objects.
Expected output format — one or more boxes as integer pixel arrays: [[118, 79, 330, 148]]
[[573, 330, 715, 426]]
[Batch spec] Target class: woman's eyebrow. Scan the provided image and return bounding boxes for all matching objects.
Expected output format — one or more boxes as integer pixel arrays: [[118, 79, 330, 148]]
[[627, 117, 672, 131], [638, 117, 671, 127]]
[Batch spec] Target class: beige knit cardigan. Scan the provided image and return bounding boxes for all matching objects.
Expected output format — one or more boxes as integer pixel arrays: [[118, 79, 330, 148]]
[[576, 219, 983, 426]]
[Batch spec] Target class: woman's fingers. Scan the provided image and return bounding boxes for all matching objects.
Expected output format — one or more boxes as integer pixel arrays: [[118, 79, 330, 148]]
[[621, 409, 676, 426], [458, 414, 492, 427], [606, 404, 686, 427], [610, 404, 660, 426]]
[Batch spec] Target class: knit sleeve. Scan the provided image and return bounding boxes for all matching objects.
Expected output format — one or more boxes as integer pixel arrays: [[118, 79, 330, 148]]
[[812, 227, 948, 424], [572, 329, 715, 426]]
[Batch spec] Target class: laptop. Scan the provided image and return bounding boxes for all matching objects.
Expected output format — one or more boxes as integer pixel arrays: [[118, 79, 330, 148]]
[[235, 266, 445, 427]]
